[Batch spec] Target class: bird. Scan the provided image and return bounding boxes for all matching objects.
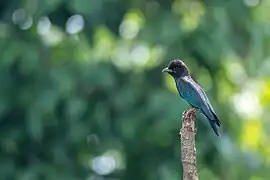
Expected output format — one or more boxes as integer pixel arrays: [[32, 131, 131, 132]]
[[162, 59, 221, 136]]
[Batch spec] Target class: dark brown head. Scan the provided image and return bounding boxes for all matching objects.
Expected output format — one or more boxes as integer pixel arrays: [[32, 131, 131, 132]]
[[162, 60, 189, 78]]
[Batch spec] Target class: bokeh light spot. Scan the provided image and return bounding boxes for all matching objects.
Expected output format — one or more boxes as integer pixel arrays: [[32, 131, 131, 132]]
[[66, 14, 85, 34], [130, 44, 150, 66], [233, 90, 262, 119], [119, 10, 144, 39], [243, 0, 260, 7], [37, 16, 51, 35], [91, 155, 116, 175], [241, 120, 262, 149], [12, 8, 33, 30]]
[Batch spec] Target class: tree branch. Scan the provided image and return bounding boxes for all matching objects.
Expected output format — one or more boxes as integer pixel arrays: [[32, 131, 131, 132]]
[[180, 108, 198, 180]]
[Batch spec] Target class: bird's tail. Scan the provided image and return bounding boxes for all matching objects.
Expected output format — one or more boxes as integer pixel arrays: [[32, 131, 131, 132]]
[[201, 110, 221, 137], [209, 120, 221, 137]]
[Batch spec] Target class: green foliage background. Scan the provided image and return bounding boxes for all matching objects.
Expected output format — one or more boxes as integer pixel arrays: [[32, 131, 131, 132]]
[[0, 0, 270, 179]]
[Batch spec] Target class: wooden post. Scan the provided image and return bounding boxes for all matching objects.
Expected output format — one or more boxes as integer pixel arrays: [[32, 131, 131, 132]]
[[180, 108, 199, 180]]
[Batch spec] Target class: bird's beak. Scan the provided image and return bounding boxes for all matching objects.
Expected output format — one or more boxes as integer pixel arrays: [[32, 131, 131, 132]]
[[162, 67, 172, 73]]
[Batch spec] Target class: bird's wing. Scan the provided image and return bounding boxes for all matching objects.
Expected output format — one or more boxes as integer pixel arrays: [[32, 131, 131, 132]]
[[178, 77, 207, 107], [199, 87, 221, 126], [179, 77, 216, 120]]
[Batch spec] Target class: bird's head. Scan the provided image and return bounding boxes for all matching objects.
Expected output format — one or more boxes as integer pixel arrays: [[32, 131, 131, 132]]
[[162, 60, 189, 78]]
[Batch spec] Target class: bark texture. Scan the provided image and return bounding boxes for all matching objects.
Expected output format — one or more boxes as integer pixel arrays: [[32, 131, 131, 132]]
[[180, 108, 198, 180]]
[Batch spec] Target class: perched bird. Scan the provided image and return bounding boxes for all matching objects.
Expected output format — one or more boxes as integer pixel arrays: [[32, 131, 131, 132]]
[[162, 60, 221, 136]]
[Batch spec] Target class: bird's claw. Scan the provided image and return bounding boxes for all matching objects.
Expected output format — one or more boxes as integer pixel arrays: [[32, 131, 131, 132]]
[[182, 108, 196, 117], [190, 108, 197, 113]]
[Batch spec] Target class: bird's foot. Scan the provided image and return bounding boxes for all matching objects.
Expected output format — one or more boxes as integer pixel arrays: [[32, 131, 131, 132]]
[[182, 108, 196, 118], [189, 108, 197, 113]]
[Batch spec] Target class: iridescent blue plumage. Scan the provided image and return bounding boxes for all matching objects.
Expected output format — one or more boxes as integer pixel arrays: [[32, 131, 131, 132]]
[[162, 60, 221, 136]]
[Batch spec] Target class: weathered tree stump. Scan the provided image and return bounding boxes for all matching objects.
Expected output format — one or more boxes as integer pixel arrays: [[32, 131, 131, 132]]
[[180, 108, 198, 180]]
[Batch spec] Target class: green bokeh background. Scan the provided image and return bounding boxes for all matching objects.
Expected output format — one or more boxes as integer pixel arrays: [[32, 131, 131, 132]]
[[0, 0, 270, 179]]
